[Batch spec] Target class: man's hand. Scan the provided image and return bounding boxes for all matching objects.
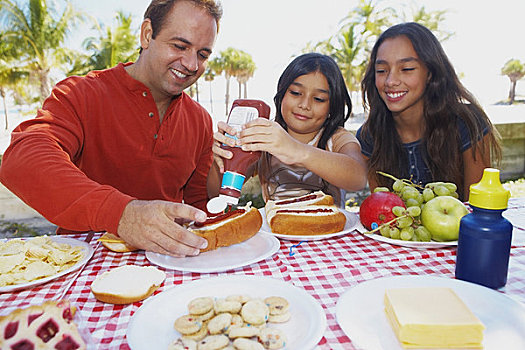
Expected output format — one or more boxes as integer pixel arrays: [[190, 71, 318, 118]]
[[211, 121, 239, 173], [116, 200, 208, 257]]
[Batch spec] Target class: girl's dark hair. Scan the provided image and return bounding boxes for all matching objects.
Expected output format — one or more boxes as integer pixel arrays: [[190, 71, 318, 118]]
[[143, 0, 222, 42], [273, 53, 352, 150], [360, 22, 501, 196]]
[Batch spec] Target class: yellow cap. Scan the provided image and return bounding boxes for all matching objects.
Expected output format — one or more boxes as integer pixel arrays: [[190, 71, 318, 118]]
[[468, 168, 510, 210]]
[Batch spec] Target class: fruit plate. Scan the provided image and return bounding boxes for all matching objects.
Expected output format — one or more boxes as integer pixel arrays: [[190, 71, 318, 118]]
[[336, 275, 525, 350], [259, 208, 360, 241], [127, 275, 327, 350], [355, 221, 457, 249]]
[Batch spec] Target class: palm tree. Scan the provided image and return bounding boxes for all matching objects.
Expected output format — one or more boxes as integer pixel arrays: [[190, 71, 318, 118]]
[[203, 59, 220, 113], [0, 60, 29, 130], [501, 59, 525, 105], [68, 11, 139, 76], [235, 52, 256, 99], [0, 0, 83, 102], [216, 47, 245, 116], [305, 0, 450, 106]]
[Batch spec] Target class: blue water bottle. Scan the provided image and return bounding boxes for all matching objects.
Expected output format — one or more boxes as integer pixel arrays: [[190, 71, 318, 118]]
[[455, 168, 513, 289]]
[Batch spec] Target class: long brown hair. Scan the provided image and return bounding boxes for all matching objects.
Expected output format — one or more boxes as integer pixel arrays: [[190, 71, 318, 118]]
[[360, 22, 501, 197]]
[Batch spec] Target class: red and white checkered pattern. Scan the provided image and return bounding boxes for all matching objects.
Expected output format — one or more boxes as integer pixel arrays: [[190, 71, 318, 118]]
[[2, 198, 525, 350]]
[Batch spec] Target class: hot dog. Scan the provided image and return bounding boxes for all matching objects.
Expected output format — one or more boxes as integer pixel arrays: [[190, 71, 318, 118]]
[[264, 191, 334, 214], [265, 192, 346, 236], [266, 205, 346, 236], [188, 206, 263, 252]]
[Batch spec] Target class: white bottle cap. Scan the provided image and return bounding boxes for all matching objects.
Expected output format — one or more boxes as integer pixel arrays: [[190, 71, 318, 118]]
[[206, 195, 239, 214]]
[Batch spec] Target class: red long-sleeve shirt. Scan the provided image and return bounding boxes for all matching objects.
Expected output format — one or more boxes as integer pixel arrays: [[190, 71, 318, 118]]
[[0, 63, 213, 234]]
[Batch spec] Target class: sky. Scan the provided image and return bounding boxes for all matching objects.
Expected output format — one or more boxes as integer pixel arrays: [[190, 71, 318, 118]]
[[62, 0, 525, 119]]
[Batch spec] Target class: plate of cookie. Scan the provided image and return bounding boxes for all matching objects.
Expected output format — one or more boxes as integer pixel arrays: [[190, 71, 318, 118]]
[[259, 208, 360, 241], [145, 232, 280, 273], [127, 275, 327, 350]]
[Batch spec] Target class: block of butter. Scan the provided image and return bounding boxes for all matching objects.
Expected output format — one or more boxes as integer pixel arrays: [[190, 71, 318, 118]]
[[384, 287, 485, 349]]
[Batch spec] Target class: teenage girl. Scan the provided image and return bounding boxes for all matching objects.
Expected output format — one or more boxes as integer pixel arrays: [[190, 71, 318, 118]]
[[356, 22, 501, 201], [208, 52, 367, 207]]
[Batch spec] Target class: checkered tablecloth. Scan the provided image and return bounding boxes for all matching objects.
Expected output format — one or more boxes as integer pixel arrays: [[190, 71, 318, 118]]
[[2, 198, 525, 350]]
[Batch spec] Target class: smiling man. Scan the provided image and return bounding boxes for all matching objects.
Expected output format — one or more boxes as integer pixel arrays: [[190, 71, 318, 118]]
[[0, 0, 223, 257]]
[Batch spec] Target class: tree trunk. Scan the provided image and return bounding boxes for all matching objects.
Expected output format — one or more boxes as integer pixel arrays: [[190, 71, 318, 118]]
[[238, 81, 242, 99], [39, 68, 51, 103], [509, 80, 516, 105], [243, 82, 248, 98], [195, 80, 199, 102], [225, 77, 231, 117], [209, 81, 214, 114], [1, 89, 8, 130]]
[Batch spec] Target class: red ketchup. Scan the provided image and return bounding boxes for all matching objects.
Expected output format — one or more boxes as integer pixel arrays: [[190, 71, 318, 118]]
[[207, 99, 270, 214]]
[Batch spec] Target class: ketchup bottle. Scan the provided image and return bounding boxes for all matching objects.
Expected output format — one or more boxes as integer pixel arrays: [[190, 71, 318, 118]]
[[207, 99, 270, 214]]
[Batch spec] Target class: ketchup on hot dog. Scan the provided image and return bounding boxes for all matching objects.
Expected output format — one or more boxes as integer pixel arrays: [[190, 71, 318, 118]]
[[195, 208, 246, 227]]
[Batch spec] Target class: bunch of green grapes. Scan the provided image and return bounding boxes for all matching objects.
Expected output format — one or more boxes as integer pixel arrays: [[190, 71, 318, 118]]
[[371, 172, 460, 242]]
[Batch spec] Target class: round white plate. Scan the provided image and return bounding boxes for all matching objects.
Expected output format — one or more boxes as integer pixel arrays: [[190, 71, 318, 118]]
[[336, 275, 525, 350], [146, 232, 280, 273], [259, 207, 360, 241], [0, 236, 94, 293], [355, 221, 458, 249], [127, 275, 326, 350]]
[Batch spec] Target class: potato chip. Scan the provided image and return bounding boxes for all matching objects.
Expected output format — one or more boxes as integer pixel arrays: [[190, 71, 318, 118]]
[[0, 253, 26, 273], [23, 260, 57, 281]]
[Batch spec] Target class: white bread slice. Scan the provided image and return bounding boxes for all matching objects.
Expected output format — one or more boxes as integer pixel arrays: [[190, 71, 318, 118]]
[[91, 265, 166, 304]]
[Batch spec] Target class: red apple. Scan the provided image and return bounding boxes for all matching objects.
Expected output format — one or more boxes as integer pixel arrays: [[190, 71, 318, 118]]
[[359, 192, 406, 230]]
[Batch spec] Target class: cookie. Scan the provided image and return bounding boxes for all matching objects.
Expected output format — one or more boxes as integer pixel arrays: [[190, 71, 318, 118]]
[[197, 334, 230, 350], [226, 294, 251, 305], [207, 313, 233, 335], [188, 297, 214, 315], [232, 337, 265, 350], [168, 338, 197, 350], [196, 308, 215, 322], [214, 299, 242, 314], [227, 325, 261, 339], [258, 328, 286, 349], [264, 297, 289, 315], [174, 314, 203, 335], [240, 299, 269, 326], [230, 314, 244, 328], [267, 312, 291, 323], [182, 321, 208, 341]]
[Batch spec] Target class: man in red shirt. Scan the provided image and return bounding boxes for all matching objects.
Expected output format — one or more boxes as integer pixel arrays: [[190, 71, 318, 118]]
[[0, 0, 223, 257]]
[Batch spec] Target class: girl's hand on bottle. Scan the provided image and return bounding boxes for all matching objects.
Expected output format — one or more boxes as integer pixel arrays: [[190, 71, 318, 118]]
[[212, 121, 239, 173], [239, 118, 304, 165]]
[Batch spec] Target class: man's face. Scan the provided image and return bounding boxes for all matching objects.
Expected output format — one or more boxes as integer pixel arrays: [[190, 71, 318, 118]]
[[140, 1, 217, 99]]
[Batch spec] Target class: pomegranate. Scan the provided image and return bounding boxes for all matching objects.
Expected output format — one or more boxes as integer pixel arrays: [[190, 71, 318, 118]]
[[359, 191, 406, 230]]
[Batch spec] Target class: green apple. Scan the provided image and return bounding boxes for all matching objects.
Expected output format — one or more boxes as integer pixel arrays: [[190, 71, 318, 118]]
[[421, 196, 468, 241]]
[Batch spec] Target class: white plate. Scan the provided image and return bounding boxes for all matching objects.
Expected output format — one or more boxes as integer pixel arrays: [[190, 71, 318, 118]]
[[355, 221, 458, 249], [0, 236, 94, 293], [336, 275, 525, 350], [146, 232, 280, 273], [127, 275, 327, 350], [259, 207, 360, 241]]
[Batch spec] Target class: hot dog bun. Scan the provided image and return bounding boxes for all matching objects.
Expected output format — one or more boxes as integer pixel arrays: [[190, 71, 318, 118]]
[[98, 233, 138, 253], [265, 192, 346, 236], [188, 206, 262, 252], [91, 265, 166, 304]]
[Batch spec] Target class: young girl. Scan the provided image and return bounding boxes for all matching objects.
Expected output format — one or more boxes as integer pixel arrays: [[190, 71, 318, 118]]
[[356, 22, 501, 201], [208, 53, 367, 207]]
